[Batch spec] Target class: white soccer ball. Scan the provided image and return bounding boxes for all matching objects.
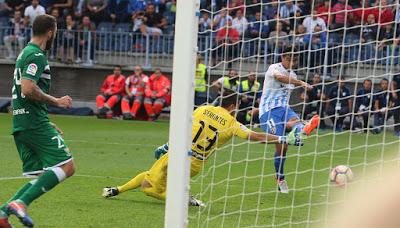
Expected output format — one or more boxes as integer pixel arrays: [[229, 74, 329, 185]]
[[330, 165, 354, 186]]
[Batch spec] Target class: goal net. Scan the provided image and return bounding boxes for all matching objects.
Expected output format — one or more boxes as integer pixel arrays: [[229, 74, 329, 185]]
[[184, 0, 400, 227]]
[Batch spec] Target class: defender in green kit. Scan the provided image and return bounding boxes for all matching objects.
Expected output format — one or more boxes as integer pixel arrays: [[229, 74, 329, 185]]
[[0, 15, 75, 228]]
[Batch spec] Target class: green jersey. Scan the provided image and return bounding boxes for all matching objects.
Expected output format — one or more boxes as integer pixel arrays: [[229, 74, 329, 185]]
[[12, 43, 51, 134]]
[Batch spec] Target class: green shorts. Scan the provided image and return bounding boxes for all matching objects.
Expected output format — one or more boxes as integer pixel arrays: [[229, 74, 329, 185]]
[[13, 123, 73, 176]]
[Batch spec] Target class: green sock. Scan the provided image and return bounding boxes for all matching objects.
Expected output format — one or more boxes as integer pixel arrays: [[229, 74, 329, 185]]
[[0, 181, 35, 216], [19, 170, 60, 206]]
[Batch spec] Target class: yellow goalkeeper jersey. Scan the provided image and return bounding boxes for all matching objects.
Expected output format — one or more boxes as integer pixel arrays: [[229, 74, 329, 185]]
[[191, 105, 250, 160]]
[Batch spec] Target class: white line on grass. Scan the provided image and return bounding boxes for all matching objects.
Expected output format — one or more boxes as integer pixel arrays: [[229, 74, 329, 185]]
[[66, 139, 158, 147], [0, 174, 131, 181], [0, 136, 159, 148]]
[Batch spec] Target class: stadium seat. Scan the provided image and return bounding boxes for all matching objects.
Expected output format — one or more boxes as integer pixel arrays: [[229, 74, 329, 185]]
[[327, 32, 340, 43], [113, 23, 132, 52], [97, 22, 114, 31], [114, 23, 131, 33], [97, 22, 114, 51]]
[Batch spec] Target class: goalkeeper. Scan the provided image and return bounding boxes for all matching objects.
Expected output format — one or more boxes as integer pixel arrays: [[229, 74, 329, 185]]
[[102, 91, 304, 206]]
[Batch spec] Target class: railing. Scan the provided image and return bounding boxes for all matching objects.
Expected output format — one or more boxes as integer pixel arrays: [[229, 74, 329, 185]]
[[0, 26, 399, 76]]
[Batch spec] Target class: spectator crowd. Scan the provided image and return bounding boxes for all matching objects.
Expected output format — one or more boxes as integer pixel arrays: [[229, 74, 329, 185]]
[[1, 0, 400, 135], [0, 0, 178, 62], [0, 0, 400, 67], [196, 68, 400, 136], [1, 1, 399, 53]]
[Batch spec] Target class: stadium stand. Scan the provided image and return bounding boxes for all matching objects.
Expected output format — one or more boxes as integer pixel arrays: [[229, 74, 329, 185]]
[[0, 0, 397, 130]]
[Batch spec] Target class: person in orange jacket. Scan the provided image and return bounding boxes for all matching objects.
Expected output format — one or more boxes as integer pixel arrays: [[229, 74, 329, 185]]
[[144, 68, 171, 121], [96, 65, 126, 118], [121, 65, 149, 120]]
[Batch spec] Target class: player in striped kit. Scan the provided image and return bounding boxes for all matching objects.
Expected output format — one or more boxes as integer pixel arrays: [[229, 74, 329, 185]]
[[259, 46, 320, 193]]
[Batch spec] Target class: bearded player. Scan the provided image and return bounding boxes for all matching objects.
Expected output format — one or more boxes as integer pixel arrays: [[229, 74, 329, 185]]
[[259, 46, 320, 194], [0, 15, 75, 228], [102, 91, 307, 205]]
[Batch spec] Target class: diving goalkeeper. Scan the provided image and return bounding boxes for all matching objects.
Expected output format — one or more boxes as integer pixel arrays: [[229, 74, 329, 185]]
[[102, 92, 314, 205]]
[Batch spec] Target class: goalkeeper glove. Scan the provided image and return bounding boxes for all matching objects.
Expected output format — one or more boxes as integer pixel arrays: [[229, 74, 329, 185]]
[[154, 143, 169, 159], [279, 130, 304, 146]]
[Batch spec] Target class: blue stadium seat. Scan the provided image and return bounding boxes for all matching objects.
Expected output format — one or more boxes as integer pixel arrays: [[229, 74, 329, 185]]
[[113, 23, 132, 52], [328, 32, 340, 43], [97, 22, 114, 51], [97, 22, 114, 31], [114, 23, 131, 33]]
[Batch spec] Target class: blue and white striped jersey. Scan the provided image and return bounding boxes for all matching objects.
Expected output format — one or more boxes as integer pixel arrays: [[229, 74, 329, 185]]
[[259, 63, 297, 117]]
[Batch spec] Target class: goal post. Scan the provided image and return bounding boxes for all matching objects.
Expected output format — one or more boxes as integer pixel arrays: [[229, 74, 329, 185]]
[[165, 0, 400, 227], [164, 0, 200, 227], [187, 0, 400, 227]]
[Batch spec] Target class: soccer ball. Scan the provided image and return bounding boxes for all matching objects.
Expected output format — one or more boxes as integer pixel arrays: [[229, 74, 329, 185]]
[[330, 165, 354, 186]]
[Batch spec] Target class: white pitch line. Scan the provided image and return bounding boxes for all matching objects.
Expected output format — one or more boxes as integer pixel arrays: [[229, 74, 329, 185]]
[[0, 174, 131, 181], [0, 176, 27, 181], [0, 136, 160, 148], [74, 174, 131, 180], [67, 139, 159, 147], [0, 175, 330, 195]]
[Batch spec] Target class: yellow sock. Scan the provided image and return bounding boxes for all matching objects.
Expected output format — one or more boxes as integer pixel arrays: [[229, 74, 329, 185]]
[[117, 172, 146, 193]]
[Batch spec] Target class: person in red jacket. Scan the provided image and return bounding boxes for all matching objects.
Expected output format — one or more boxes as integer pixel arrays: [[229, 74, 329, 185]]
[[121, 65, 149, 120], [96, 65, 126, 118], [144, 68, 171, 121], [354, 0, 393, 25]]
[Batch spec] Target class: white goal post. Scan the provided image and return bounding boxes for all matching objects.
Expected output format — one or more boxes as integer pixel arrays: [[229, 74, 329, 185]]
[[165, 0, 200, 227]]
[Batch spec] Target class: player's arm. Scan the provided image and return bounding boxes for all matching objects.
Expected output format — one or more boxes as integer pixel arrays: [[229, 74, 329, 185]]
[[21, 79, 72, 108], [21, 55, 72, 108], [248, 130, 302, 146], [248, 131, 279, 144], [233, 121, 301, 146], [273, 73, 312, 89], [50, 122, 64, 136]]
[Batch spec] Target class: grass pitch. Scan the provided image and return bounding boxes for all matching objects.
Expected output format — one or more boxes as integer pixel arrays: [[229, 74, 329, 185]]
[[0, 113, 399, 227]]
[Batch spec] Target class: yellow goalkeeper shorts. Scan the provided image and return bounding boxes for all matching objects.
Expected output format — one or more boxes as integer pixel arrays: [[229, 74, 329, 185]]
[[145, 153, 169, 193], [144, 153, 205, 193]]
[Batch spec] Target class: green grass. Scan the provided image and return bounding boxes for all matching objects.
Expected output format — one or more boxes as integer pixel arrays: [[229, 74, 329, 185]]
[[0, 113, 399, 227]]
